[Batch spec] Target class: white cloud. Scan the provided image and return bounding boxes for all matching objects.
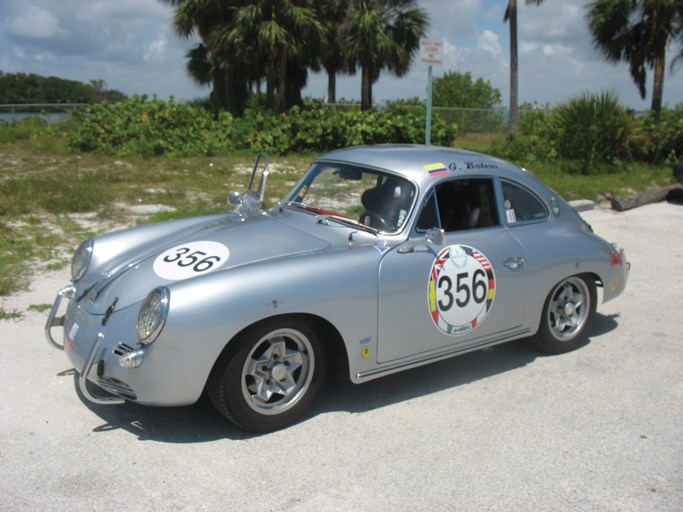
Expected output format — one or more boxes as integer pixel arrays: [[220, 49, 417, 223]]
[[520, 41, 538, 55], [144, 33, 169, 63], [9, 6, 62, 39], [478, 30, 502, 59], [541, 43, 573, 58], [424, 0, 481, 40]]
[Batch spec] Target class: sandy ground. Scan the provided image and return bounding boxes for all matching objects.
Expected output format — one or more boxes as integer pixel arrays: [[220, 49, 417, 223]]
[[1, 201, 682, 511]]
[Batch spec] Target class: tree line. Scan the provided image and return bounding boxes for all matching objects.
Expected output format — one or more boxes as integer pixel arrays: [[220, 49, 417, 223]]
[[163, 0, 683, 128], [162, 0, 428, 115], [0, 72, 126, 105], [493, 0, 682, 132]]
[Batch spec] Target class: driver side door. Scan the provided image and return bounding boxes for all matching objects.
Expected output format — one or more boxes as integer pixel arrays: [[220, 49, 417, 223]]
[[377, 177, 528, 363]]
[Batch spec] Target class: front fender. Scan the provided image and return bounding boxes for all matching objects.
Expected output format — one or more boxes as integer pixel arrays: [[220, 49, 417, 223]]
[[151, 244, 384, 403]]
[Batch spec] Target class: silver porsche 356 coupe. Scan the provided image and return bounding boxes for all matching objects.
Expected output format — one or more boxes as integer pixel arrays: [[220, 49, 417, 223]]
[[46, 145, 628, 432]]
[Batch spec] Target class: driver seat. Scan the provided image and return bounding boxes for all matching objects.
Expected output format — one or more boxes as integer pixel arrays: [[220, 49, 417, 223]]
[[360, 177, 409, 230]]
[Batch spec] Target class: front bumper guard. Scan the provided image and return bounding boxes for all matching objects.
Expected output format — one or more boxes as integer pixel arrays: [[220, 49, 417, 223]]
[[45, 286, 124, 405], [45, 285, 75, 350], [79, 333, 124, 405]]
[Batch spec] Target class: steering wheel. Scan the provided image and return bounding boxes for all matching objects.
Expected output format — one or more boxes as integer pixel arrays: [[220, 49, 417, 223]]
[[359, 210, 389, 230]]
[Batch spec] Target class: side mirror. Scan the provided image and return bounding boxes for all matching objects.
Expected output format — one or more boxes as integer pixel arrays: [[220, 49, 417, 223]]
[[425, 228, 447, 246], [398, 228, 447, 254], [228, 191, 243, 207]]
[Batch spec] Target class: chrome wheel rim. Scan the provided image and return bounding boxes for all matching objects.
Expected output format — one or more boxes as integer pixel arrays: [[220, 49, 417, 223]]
[[241, 328, 314, 415], [547, 277, 591, 342]]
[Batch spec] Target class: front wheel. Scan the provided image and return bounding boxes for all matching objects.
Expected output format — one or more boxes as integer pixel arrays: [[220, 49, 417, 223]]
[[533, 274, 597, 354], [208, 318, 326, 432]]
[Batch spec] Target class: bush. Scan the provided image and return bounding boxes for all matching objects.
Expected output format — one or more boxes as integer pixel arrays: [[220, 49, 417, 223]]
[[286, 106, 364, 152], [0, 116, 49, 142], [234, 103, 458, 154], [496, 92, 636, 173], [630, 105, 683, 164], [502, 109, 556, 164], [551, 91, 633, 173], [68, 96, 234, 157], [67, 97, 458, 157]]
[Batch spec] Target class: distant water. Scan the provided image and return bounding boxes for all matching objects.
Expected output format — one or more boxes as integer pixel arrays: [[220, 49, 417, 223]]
[[0, 112, 70, 123]]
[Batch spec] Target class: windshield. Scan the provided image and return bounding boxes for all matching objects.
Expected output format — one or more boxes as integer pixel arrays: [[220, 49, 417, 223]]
[[283, 163, 416, 233]]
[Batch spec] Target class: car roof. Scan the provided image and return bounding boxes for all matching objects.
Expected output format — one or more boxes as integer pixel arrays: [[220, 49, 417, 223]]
[[314, 144, 531, 188]]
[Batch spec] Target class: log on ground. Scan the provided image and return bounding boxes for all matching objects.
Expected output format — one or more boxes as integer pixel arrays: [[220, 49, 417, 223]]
[[610, 184, 683, 212]]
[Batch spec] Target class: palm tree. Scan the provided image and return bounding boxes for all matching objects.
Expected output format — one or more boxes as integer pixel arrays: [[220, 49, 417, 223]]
[[161, 0, 250, 115], [340, 0, 428, 110], [184, 43, 213, 88], [218, 0, 326, 112], [317, 0, 355, 103], [504, 0, 544, 137], [588, 0, 683, 123]]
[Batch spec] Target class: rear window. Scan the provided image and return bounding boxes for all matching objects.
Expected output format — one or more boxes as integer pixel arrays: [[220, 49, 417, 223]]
[[501, 180, 548, 225]]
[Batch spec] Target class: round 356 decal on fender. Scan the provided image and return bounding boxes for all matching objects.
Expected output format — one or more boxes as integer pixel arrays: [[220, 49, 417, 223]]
[[153, 241, 230, 281], [428, 245, 495, 335]]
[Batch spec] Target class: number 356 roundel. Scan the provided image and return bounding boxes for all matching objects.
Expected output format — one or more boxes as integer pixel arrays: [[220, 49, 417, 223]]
[[153, 241, 230, 281], [428, 245, 495, 335]]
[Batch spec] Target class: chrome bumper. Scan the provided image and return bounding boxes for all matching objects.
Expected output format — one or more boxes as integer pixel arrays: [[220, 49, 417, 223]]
[[79, 333, 124, 405], [45, 286, 124, 405], [45, 285, 75, 350]]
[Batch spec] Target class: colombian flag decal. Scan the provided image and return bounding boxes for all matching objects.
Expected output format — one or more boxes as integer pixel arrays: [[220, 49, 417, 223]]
[[424, 162, 448, 176]]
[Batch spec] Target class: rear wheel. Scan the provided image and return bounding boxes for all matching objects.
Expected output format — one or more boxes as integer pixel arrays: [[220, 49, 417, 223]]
[[208, 317, 326, 432], [533, 274, 597, 354]]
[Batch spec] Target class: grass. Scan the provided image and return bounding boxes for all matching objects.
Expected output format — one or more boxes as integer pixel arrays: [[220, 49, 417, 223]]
[[0, 136, 310, 297], [0, 127, 677, 300], [0, 307, 22, 321]]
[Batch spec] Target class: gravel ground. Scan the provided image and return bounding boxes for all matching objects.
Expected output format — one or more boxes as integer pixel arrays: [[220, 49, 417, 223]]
[[1, 200, 682, 512]]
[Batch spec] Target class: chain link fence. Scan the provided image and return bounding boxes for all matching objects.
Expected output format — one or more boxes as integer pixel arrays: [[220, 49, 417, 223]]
[[323, 103, 551, 135]]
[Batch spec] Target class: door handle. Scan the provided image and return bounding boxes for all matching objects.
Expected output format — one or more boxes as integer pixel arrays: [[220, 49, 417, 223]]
[[504, 257, 525, 270]]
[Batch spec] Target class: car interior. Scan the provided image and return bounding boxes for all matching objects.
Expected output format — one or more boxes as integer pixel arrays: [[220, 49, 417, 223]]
[[417, 178, 499, 232]]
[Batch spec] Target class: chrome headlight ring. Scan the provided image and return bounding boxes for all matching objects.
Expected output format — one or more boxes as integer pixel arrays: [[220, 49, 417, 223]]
[[71, 239, 94, 282], [136, 287, 170, 345]]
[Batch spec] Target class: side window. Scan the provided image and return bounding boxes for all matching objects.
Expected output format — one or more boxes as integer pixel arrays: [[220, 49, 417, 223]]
[[501, 180, 548, 225], [418, 178, 499, 233], [416, 190, 440, 231]]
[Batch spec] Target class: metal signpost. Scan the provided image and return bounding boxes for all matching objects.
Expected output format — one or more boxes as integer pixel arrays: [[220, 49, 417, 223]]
[[420, 38, 443, 145]]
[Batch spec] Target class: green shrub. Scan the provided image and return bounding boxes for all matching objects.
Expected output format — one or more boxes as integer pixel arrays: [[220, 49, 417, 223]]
[[489, 109, 554, 165], [234, 104, 457, 154], [551, 91, 633, 173], [630, 105, 683, 164], [68, 96, 234, 157], [286, 106, 364, 152], [230, 108, 294, 154], [0, 116, 49, 142], [65, 97, 458, 157]]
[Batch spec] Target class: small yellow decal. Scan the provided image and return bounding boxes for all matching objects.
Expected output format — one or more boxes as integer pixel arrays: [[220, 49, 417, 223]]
[[424, 162, 448, 176]]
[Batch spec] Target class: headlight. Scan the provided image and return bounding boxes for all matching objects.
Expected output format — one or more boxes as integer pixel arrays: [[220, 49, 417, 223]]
[[136, 287, 170, 345], [71, 239, 94, 282]]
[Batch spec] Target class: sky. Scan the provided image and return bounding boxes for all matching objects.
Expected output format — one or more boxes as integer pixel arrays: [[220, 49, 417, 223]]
[[1, 0, 682, 110]]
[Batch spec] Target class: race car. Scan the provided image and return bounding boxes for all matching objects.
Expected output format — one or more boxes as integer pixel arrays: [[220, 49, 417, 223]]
[[46, 145, 629, 432]]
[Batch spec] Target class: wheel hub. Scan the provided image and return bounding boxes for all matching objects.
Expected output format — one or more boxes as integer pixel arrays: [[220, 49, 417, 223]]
[[563, 302, 576, 316], [271, 363, 288, 382]]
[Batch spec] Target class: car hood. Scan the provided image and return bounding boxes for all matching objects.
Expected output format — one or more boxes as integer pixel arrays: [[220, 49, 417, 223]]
[[83, 213, 332, 313]]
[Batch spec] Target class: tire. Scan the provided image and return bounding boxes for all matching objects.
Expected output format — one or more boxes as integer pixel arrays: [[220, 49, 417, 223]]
[[533, 274, 597, 354], [208, 317, 326, 432]]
